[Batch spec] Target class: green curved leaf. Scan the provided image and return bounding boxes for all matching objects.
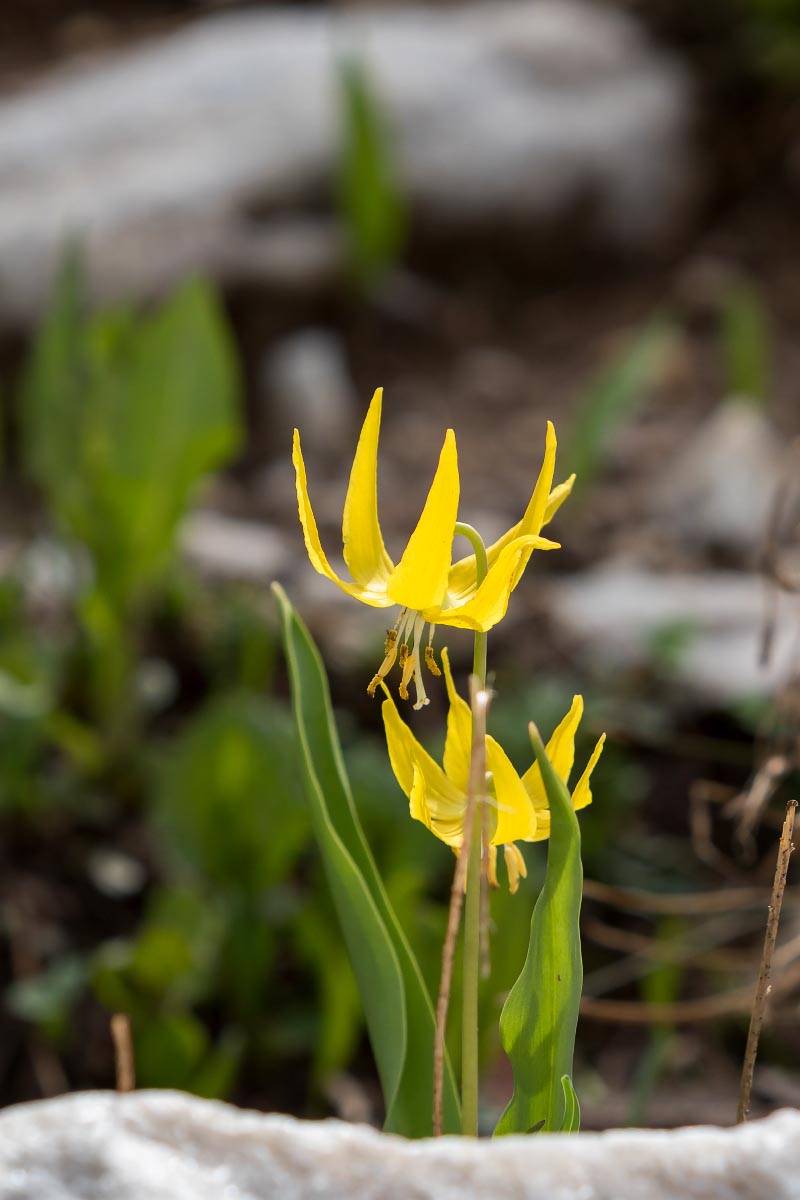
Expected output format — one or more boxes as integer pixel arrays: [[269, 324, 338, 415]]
[[559, 1074, 581, 1132], [273, 584, 459, 1137], [494, 725, 584, 1135]]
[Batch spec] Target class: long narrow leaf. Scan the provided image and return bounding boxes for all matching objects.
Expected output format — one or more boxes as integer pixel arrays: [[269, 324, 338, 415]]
[[273, 584, 459, 1136], [494, 725, 584, 1135]]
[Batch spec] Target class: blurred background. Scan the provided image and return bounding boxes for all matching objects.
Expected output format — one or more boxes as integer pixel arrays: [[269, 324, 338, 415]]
[[0, 0, 799, 1131]]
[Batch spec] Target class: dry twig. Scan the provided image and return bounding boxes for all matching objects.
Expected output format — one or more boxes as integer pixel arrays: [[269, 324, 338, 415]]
[[737, 799, 797, 1123], [111, 1012, 136, 1093]]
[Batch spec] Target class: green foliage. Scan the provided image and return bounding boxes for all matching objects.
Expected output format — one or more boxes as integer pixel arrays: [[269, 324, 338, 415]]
[[337, 58, 406, 286], [158, 693, 308, 894], [566, 318, 676, 495], [6, 955, 87, 1046], [274, 583, 460, 1137], [495, 725, 585, 1135], [721, 280, 770, 404], [21, 256, 241, 605], [736, 0, 800, 81], [19, 252, 242, 732]]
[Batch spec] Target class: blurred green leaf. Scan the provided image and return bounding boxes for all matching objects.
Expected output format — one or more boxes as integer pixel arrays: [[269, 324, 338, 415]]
[[158, 693, 309, 894], [134, 1011, 209, 1090], [6, 955, 87, 1045], [567, 318, 676, 495], [721, 281, 770, 404], [495, 726, 584, 1135], [21, 258, 242, 606], [294, 902, 362, 1088], [273, 583, 460, 1137], [337, 58, 406, 286]]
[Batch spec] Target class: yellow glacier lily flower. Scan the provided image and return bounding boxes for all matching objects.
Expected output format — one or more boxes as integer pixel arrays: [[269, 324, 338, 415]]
[[381, 649, 605, 892], [293, 387, 574, 709]]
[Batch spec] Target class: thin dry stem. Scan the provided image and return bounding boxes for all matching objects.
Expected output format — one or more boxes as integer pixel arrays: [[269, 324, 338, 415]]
[[737, 799, 797, 1123], [111, 1012, 136, 1093], [432, 681, 489, 1137]]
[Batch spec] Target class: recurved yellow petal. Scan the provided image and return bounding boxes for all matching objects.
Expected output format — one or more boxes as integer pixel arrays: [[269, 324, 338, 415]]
[[441, 647, 471, 792], [342, 388, 395, 591], [544, 474, 576, 525], [438, 535, 558, 632], [387, 430, 460, 612], [381, 691, 418, 797], [521, 695, 583, 806], [410, 764, 466, 847], [293, 430, 392, 607], [382, 687, 464, 829], [487, 735, 537, 844], [571, 734, 606, 812], [446, 422, 558, 605]]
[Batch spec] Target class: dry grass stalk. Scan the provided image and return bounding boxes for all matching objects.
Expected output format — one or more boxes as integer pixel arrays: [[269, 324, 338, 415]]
[[111, 1012, 136, 1093], [737, 799, 797, 1123], [432, 679, 489, 1137]]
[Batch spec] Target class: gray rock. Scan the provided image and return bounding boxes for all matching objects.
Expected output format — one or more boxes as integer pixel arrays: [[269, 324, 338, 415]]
[[551, 563, 800, 702], [180, 510, 292, 583], [651, 401, 786, 556], [260, 329, 358, 465], [0, 1090, 798, 1200], [0, 2, 691, 324]]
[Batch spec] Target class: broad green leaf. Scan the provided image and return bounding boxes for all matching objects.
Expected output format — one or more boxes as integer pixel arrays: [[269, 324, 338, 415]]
[[495, 725, 584, 1135], [273, 583, 459, 1137], [21, 256, 242, 607], [559, 1075, 581, 1132]]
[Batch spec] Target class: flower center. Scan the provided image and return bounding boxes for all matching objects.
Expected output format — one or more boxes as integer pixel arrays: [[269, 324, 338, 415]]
[[367, 608, 442, 710]]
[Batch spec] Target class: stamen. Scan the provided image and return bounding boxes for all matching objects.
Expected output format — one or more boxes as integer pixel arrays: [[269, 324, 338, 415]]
[[410, 612, 430, 710], [399, 646, 415, 701], [503, 844, 527, 895], [487, 845, 499, 889], [367, 610, 410, 698], [424, 645, 442, 676]]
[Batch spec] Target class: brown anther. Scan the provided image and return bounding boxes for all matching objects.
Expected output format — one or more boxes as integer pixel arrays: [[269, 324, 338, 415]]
[[398, 643, 409, 667], [424, 645, 442, 676], [398, 681, 410, 700], [384, 628, 398, 656], [367, 674, 382, 698]]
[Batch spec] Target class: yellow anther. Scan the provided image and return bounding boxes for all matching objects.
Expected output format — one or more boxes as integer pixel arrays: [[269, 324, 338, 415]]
[[367, 674, 382, 698], [384, 628, 398, 656], [398, 643, 409, 667], [398, 681, 410, 700], [424, 645, 441, 676]]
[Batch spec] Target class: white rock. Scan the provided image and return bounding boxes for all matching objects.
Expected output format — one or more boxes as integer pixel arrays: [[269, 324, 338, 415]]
[[551, 564, 800, 702], [180, 511, 292, 583], [0, 2, 691, 324], [0, 1091, 798, 1200], [260, 329, 357, 464], [651, 401, 786, 555]]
